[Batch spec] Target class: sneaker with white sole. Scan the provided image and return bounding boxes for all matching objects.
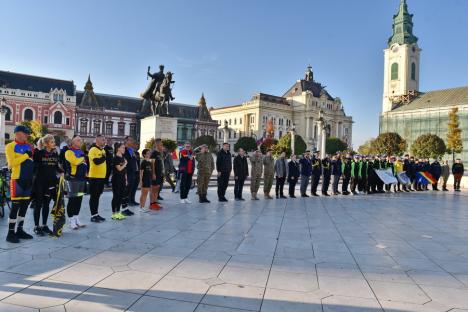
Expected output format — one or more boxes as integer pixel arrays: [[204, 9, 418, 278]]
[[69, 217, 78, 230], [75, 216, 86, 228], [140, 207, 150, 213], [180, 199, 186, 204], [185, 199, 192, 204]]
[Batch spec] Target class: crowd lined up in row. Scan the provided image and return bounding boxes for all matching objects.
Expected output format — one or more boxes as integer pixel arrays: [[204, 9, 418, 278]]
[[4, 125, 465, 244]]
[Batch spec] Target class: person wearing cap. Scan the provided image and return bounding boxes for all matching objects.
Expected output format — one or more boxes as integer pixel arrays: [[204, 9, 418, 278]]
[[263, 150, 275, 199], [299, 150, 312, 197], [310, 151, 322, 196], [331, 154, 342, 195], [250, 150, 263, 200], [350, 155, 360, 195], [196, 144, 214, 203], [5, 125, 35, 243], [321, 154, 331, 196], [341, 155, 352, 195], [452, 158, 464, 192]]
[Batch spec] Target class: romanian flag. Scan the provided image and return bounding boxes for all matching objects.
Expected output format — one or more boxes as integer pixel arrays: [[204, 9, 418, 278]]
[[416, 171, 437, 185]]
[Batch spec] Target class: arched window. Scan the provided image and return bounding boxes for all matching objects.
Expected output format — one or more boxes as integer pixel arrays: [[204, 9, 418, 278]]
[[23, 108, 33, 121], [5, 107, 12, 121], [411, 62, 416, 80], [391, 63, 398, 80], [53, 111, 63, 124]]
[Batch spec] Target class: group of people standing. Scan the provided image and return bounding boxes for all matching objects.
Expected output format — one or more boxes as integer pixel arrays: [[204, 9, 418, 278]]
[[4, 124, 178, 243], [208, 143, 465, 202]]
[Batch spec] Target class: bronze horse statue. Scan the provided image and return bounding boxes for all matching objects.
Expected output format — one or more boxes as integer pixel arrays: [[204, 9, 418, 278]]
[[140, 66, 175, 116]]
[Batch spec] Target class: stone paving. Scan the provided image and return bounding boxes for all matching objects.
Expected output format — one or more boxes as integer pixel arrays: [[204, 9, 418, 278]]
[[0, 187, 468, 311]]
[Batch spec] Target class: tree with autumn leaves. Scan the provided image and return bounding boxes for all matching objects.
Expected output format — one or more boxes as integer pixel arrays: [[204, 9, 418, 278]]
[[446, 107, 463, 162]]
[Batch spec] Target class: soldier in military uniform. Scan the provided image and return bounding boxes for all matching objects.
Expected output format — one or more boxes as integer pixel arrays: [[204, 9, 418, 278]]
[[263, 150, 275, 199], [196, 145, 214, 203], [322, 154, 331, 196], [250, 150, 263, 200], [310, 151, 322, 196]]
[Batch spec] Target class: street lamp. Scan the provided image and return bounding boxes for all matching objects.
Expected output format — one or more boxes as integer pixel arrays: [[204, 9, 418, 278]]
[[222, 120, 229, 144], [317, 110, 327, 154], [289, 123, 296, 154], [0, 97, 8, 159]]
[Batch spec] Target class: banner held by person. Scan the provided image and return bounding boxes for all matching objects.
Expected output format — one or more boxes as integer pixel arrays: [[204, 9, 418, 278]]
[[397, 172, 411, 185], [51, 176, 66, 237], [375, 169, 398, 185], [416, 171, 437, 186]]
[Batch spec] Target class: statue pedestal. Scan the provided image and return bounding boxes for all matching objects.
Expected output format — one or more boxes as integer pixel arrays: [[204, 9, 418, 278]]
[[140, 115, 178, 148]]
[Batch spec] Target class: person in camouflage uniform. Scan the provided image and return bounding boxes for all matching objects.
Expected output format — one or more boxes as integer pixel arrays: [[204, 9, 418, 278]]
[[263, 150, 275, 199], [250, 150, 263, 200], [196, 145, 214, 203]]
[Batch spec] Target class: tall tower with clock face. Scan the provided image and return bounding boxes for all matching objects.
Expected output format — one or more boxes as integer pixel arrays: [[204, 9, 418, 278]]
[[382, 0, 420, 113]]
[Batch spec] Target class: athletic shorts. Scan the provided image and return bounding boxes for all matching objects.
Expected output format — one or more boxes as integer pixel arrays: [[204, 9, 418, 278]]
[[151, 175, 163, 186], [10, 179, 32, 201], [142, 177, 152, 188]]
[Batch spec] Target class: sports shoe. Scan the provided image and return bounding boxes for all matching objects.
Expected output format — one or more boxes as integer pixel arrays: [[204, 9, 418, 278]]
[[41, 225, 53, 235], [140, 206, 150, 213], [70, 217, 79, 229], [117, 212, 127, 219], [90, 216, 102, 223], [96, 215, 106, 222], [6, 231, 19, 243], [75, 217, 86, 228], [150, 202, 161, 210], [111, 213, 121, 220], [180, 199, 186, 204], [34, 226, 45, 236], [121, 209, 134, 216], [185, 199, 192, 204], [16, 228, 33, 239]]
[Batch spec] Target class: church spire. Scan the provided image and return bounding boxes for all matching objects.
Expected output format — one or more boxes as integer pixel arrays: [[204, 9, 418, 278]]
[[388, 0, 418, 47], [84, 74, 93, 92], [198, 93, 206, 106]]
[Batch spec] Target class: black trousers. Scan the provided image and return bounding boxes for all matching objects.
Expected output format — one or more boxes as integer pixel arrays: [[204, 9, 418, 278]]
[[67, 196, 83, 218], [105, 165, 112, 185], [131, 171, 139, 202], [288, 178, 297, 196], [180, 172, 193, 199], [311, 174, 320, 194], [217, 172, 230, 199], [89, 178, 105, 216], [358, 177, 367, 192], [8, 200, 30, 232], [322, 174, 331, 194], [126, 171, 137, 203], [112, 177, 127, 213], [234, 177, 245, 199], [332, 175, 341, 193], [350, 177, 358, 193], [275, 177, 285, 196], [342, 176, 350, 193], [33, 183, 55, 227]]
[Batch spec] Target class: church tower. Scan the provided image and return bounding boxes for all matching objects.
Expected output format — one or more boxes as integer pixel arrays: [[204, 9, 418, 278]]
[[382, 0, 420, 113]]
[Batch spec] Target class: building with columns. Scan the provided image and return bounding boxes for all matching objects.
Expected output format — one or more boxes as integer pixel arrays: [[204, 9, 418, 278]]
[[210, 66, 353, 150], [0, 71, 76, 140], [379, 0, 468, 162]]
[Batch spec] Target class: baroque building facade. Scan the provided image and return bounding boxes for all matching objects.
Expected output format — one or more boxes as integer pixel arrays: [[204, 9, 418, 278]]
[[210, 66, 353, 150], [0, 71, 218, 145], [379, 0, 468, 162]]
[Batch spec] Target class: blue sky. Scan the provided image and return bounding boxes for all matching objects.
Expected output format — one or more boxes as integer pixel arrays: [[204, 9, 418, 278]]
[[2, 0, 467, 147]]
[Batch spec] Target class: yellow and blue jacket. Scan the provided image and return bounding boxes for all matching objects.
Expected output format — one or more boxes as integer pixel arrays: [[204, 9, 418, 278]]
[[88, 145, 106, 178], [65, 148, 88, 179], [5, 140, 34, 181]]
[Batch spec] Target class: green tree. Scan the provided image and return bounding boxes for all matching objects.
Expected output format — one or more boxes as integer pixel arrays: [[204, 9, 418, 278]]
[[371, 132, 407, 156], [234, 136, 257, 152], [357, 139, 375, 155], [145, 138, 156, 149], [326, 137, 348, 155], [446, 107, 463, 162], [20, 120, 48, 144], [192, 135, 216, 152], [162, 138, 178, 152], [271, 134, 307, 157], [260, 138, 278, 154], [411, 134, 447, 159]]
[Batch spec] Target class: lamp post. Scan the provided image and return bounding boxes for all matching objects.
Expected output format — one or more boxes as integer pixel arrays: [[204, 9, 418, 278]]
[[223, 120, 229, 144], [0, 97, 8, 162], [289, 123, 296, 154], [317, 110, 327, 154]]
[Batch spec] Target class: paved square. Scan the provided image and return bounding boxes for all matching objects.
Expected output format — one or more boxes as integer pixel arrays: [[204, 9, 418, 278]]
[[0, 188, 468, 311]]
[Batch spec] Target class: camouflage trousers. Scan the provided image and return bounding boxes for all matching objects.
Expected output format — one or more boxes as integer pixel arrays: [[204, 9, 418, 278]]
[[263, 174, 274, 194], [250, 174, 262, 194], [197, 173, 211, 196]]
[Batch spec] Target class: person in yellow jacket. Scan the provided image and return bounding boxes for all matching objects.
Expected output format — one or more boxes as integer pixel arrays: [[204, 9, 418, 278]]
[[393, 157, 404, 192], [5, 125, 34, 243], [88, 135, 107, 223]]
